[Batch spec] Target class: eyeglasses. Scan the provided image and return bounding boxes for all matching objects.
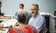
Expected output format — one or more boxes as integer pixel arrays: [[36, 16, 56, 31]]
[[31, 9, 36, 10], [30, 9, 38, 10]]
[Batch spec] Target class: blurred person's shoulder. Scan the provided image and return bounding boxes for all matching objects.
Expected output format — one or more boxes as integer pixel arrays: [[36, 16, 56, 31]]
[[23, 25, 38, 33], [38, 14, 45, 19], [22, 25, 37, 33]]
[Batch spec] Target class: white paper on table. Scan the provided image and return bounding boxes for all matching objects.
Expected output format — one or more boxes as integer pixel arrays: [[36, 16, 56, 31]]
[[0, 19, 18, 27]]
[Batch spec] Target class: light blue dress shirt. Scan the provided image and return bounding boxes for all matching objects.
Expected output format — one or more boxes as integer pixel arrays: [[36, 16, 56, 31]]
[[28, 14, 46, 32]]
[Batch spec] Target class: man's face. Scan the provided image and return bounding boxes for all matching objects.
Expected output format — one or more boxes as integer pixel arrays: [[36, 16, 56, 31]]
[[19, 5, 23, 9], [31, 5, 39, 16], [0, 4, 2, 8]]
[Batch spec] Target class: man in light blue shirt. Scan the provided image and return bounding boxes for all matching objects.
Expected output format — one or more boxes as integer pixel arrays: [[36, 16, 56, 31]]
[[28, 4, 46, 33]]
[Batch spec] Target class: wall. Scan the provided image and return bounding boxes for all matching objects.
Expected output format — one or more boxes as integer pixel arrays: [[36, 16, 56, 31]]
[[1, 0, 56, 15], [55, 0, 56, 8], [0, 0, 2, 1], [1, 0, 35, 15], [34, 0, 55, 13]]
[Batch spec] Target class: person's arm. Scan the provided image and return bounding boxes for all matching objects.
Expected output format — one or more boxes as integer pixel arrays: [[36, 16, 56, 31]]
[[28, 18, 32, 25], [36, 17, 46, 32], [32, 26, 39, 33], [15, 12, 18, 16]]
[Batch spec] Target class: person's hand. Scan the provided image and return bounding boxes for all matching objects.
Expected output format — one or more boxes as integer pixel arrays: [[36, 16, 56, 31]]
[[0, 24, 4, 30], [0, 26, 4, 30]]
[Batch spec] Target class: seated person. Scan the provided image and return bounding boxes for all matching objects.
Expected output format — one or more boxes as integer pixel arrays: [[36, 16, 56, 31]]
[[8, 12, 38, 33], [15, 3, 28, 16], [0, 1, 4, 16]]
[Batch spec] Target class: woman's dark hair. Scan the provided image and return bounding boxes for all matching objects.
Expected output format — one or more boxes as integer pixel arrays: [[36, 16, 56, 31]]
[[0, 1, 2, 4], [17, 13, 27, 24]]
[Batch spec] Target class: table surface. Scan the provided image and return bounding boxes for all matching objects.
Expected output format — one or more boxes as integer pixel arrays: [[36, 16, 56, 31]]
[[0, 28, 9, 33]]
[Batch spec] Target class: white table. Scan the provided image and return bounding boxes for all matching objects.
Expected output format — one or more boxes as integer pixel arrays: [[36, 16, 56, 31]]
[[0, 28, 9, 33]]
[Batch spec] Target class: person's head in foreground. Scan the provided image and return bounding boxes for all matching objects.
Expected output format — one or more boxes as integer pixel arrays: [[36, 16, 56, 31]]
[[17, 11, 27, 24], [31, 4, 39, 17], [19, 3, 24, 9], [8, 11, 38, 33], [0, 1, 2, 8]]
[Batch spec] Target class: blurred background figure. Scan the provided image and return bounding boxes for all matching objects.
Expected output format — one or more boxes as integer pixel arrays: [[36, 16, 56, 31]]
[[19, 3, 24, 9], [15, 3, 28, 24], [15, 3, 28, 16], [0, 1, 4, 16], [28, 4, 46, 33], [8, 11, 38, 33], [54, 8, 56, 16], [0, 1, 2, 14], [15, 3, 24, 16]]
